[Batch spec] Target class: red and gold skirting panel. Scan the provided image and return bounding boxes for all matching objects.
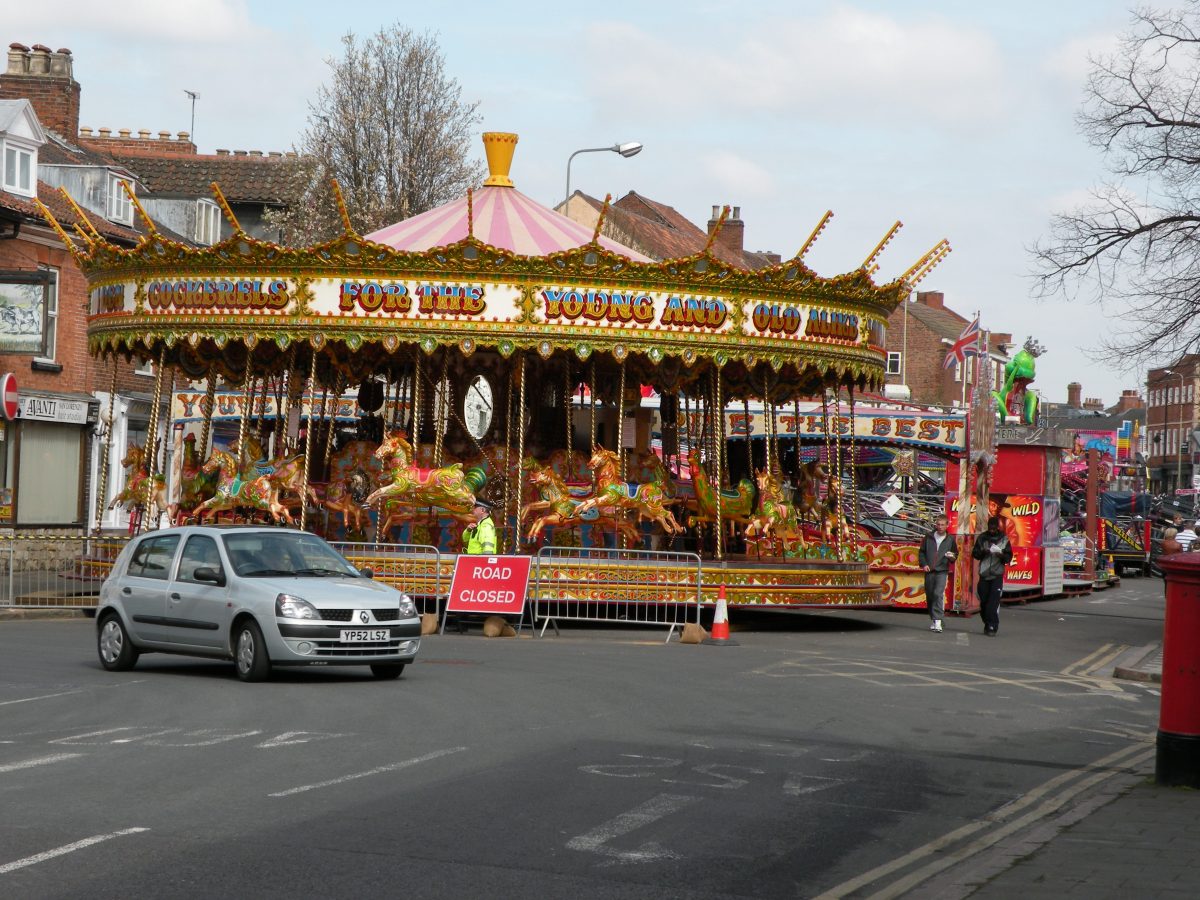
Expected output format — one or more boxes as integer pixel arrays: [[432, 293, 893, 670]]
[[860, 539, 926, 609]]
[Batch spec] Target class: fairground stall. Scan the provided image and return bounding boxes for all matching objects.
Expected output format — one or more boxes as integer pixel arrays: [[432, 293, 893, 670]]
[[46, 132, 951, 619]]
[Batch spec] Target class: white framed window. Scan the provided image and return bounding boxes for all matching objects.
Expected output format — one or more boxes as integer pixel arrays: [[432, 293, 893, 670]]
[[194, 199, 221, 245], [34, 267, 57, 363], [3, 144, 34, 197], [107, 175, 133, 225], [885, 351, 901, 375], [134, 356, 154, 377]]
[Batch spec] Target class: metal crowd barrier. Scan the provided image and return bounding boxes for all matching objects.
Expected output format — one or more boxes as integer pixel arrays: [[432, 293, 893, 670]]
[[531, 546, 703, 642], [329, 541, 445, 616], [0, 534, 130, 609]]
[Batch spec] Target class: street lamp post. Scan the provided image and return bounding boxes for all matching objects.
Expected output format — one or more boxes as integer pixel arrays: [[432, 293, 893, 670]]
[[563, 142, 643, 210], [1165, 368, 1189, 492]]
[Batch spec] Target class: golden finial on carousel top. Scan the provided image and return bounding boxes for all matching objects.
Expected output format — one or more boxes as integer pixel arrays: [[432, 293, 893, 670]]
[[482, 132, 518, 187]]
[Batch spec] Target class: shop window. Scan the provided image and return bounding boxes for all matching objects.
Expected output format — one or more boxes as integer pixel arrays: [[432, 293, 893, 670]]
[[885, 352, 901, 375], [34, 267, 57, 363], [16, 421, 83, 524]]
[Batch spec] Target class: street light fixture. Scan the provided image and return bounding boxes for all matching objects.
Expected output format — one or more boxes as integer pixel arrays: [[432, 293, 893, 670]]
[[1165, 368, 1189, 492], [563, 142, 643, 210]]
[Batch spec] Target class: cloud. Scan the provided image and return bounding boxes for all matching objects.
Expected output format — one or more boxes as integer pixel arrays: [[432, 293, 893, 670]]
[[1042, 30, 1122, 86], [7, 0, 257, 43], [700, 151, 774, 196], [582, 6, 1007, 131]]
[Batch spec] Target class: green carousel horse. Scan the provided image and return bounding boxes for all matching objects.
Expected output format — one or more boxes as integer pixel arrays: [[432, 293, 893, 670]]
[[744, 469, 804, 556], [685, 446, 755, 528], [191, 448, 292, 525], [364, 431, 487, 525], [520, 457, 640, 545], [572, 445, 684, 537]]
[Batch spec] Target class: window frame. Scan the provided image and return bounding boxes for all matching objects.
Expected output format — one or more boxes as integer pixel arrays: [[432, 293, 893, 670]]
[[107, 174, 133, 225], [3, 143, 35, 197], [34, 266, 58, 364], [194, 199, 222, 245], [885, 351, 902, 376]]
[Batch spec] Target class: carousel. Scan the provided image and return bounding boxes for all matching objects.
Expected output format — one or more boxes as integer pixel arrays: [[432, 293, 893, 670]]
[[43, 132, 950, 608]]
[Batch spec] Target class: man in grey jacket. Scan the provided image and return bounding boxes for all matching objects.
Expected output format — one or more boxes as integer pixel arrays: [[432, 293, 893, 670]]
[[918, 514, 957, 633]]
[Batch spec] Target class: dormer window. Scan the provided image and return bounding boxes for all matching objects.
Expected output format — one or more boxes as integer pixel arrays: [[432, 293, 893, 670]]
[[107, 175, 133, 225], [3, 145, 34, 197], [195, 199, 221, 245]]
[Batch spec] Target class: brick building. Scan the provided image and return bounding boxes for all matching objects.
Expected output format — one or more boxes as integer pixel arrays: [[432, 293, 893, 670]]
[[1146, 357, 1199, 494], [884, 290, 1013, 409]]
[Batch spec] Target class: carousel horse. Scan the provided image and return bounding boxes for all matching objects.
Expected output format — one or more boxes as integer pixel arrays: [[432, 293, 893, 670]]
[[744, 469, 804, 555], [265, 450, 323, 511], [630, 450, 681, 501], [191, 448, 292, 525], [108, 443, 170, 522], [572, 446, 684, 536], [819, 476, 856, 545], [793, 459, 829, 522], [323, 440, 383, 535], [685, 446, 755, 528], [363, 431, 486, 524], [520, 458, 640, 545], [171, 434, 217, 524]]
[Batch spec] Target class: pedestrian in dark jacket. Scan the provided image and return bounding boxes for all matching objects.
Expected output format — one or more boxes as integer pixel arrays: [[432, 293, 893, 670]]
[[918, 514, 956, 633], [972, 516, 1013, 636]]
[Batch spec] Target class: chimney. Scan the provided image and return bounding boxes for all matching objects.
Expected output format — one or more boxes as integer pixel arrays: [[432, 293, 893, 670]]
[[1067, 382, 1082, 409], [1116, 389, 1143, 413], [916, 290, 944, 309], [706, 204, 745, 259], [0, 42, 80, 137], [1083, 396, 1104, 411]]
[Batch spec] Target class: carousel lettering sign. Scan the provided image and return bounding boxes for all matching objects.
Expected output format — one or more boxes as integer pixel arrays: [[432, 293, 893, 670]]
[[716, 409, 965, 451], [538, 288, 732, 333], [91, 283, 127, 315], [338, 281, 486, 315], [145, 279, 290, 311], [745, 300, 865, 344]]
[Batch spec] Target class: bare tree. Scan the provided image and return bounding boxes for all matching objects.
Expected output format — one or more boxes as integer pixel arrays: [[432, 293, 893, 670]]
[[268, 25, 484, 245], [1033, 3, 1200, 364]]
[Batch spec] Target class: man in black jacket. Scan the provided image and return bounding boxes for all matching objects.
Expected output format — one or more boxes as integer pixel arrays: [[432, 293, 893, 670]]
[[972, 515, 1014, 636], [918, 514, 957, 633]]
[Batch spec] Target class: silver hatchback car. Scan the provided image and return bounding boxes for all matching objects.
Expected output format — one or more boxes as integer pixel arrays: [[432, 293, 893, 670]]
[[96, 526, 420, 681]]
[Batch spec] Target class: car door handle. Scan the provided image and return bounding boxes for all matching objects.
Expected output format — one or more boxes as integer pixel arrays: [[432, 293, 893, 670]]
[[122, 587, 131, 595], [170, 593, 181, 600]]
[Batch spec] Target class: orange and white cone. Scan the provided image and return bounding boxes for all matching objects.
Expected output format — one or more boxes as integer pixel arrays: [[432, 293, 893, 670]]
[[703, 585, 739, 646]]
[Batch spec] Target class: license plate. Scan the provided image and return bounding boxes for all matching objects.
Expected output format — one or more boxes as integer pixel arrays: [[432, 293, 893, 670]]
[[339, 629, 389, 642]]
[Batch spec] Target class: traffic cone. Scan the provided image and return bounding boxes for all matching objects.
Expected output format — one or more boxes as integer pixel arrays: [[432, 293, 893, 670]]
[[703, 585, 739, 646]]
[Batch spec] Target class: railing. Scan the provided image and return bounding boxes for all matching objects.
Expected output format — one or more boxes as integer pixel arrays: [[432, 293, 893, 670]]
[[851, 488, 947, 541], [531, 546, 703, 642], [0, 534, 130, 609], [328, 542, 445, 616]]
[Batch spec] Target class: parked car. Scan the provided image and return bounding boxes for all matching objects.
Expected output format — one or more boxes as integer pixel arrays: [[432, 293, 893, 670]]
[[96, 526, 420, 681]]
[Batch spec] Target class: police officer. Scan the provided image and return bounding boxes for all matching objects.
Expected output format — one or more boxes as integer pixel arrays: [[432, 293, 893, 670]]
[[463, 498, 497, 554]]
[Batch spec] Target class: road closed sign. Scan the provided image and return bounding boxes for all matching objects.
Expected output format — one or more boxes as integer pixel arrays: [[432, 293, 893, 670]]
[[446, 554, 532, 615]]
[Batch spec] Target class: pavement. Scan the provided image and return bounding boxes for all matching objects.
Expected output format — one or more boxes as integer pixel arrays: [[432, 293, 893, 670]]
[[2, 608, 1193, 899]]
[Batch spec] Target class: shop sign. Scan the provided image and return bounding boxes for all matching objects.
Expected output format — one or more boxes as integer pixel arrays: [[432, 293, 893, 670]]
[[17, 396, 89, 425], [446, 555, 531, 615]]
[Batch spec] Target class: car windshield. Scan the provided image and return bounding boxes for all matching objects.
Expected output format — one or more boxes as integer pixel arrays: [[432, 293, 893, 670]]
[[221, 532, 361, 578]]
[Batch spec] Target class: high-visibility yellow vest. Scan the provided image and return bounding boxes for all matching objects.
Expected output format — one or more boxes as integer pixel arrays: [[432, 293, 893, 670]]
[[464, 516, 496, 554]]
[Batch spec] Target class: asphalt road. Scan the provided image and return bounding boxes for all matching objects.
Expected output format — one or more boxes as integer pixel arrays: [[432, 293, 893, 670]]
[[0, 579, 1165, 899]]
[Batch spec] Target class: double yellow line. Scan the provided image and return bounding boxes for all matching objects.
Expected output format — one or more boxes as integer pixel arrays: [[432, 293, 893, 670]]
[[1061, 643, 1130, 678]]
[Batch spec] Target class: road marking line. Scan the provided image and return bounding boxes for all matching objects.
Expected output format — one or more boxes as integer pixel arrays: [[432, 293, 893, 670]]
[[567, 793, 699, 864], [0, 827, 148, 874], [1083, 644, 1130, 676], [0, 690, 82, 707], [49, 727, 140, 744], [269, 747, 466, 797], [1061, 643, 1113, 676], [811, 739, 1151, 900], [0, 752, 83, 774]]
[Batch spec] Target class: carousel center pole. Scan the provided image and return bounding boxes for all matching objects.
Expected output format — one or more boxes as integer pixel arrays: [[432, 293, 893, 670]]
[[198, 374, 216, 459], [94, 359, 118, 533], [299, 349, 319, 533]]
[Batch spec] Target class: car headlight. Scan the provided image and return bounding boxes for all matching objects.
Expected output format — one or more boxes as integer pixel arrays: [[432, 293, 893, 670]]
[[398, 596, 417, 619], [276, 594, 320, 619]]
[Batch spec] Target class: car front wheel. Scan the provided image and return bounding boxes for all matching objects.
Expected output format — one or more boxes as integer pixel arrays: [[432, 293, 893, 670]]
[[97, 614, 139, 671], [234, 620, 271, 682], [370, 663, 405, 680]]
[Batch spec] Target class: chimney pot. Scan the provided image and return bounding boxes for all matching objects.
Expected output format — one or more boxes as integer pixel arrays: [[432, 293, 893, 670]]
[[99, 127, 111, 137], [158, 131, 171, 140], [138, 129, 150, 139], [732, 206, 741, 220], [233, 150, 247, 156], [56, 48, 71, 55], [248, 149, 263, 157], [48, 50, 71, 77], [216, 149, 230, 156], [118, 128, 131, 138], [28, 45, 50, 74], [177, 131, 189, 141], [8, 43, 31, 51], [268, 151, 282, 158], [31, 43, 51, 52], [711, 205, 719, 219], [79, 126, 93, 136]]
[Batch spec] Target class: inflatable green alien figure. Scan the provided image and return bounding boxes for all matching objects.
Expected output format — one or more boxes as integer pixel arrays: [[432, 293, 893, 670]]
[[993, 337, 1042, 425]]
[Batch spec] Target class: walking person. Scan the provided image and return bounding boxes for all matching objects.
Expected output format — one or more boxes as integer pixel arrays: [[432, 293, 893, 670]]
[[1177, 520, 1198, 551], [973, 515, 1013, 637], [918, 514, 956, 633]]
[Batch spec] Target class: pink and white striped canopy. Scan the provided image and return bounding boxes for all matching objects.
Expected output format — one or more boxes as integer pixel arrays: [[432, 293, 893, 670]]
[[364, 186, 651, 261]]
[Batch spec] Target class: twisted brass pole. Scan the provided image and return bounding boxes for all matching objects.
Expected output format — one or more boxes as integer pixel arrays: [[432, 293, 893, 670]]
[[300, 349, 318, 533]]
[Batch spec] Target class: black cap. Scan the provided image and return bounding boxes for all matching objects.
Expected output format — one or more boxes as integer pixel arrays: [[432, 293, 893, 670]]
[[473, 497, 493, 510]]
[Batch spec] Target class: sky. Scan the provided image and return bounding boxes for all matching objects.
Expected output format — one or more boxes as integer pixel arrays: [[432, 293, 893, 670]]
[[10, 0, 1147, 404]]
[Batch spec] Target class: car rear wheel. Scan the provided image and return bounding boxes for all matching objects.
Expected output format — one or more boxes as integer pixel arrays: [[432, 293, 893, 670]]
[[97, 614, 139, 672], [370, 663, 405, 680], [234, 620, 271, 682]]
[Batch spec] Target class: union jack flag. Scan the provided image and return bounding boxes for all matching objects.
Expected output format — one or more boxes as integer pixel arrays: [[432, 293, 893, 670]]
[[943, 316, 982, 369]]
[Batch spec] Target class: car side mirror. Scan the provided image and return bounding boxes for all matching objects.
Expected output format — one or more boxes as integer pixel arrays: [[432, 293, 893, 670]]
[[360, 566, 374, 579], [194, 566, 226, 587]]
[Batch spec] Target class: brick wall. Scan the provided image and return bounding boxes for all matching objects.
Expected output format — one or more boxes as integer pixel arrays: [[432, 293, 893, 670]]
[[1, 45, 80, 138], [884, 303, 958, 406], [0, 231, 94, 394], [78, 129, 196, 156]]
